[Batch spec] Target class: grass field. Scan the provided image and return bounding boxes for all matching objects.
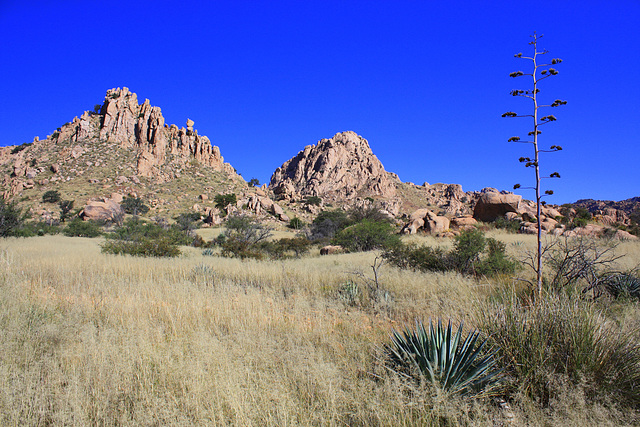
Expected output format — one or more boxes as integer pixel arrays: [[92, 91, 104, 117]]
[[1, 232, 639, 425]]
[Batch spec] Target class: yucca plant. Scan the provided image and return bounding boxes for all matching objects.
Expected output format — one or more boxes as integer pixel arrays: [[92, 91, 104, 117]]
[[600, 272, 640, 300], [384, 319, 502, 396]]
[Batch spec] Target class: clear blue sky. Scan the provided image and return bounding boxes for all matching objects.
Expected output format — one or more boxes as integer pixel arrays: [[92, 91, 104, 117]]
[[1, 1, 638, 204]]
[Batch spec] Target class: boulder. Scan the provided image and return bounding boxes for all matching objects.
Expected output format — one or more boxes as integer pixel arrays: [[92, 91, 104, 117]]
[[473, 191, 522, 222], [320, 245, 343, 255], [450, 215, 477, 230], [82, 199, 123, 222], [402, 209, 449, 234]]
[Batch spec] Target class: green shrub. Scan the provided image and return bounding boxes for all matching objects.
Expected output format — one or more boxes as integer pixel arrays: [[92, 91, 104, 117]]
[[42, 190, 61, 204], [451, 229, 486, 272], [310, 209, 349, 240], [347, 205, 392, 224], [100, 217, 201, 257], [304, 196, 322, 206], [218, 214, 272, 259], [121, 196, 149, 216], [174, 212, 201, 232], [383, 243, 451, 272], [288, 216, 305, 230], [10, 142, 32, 154], [214, 193, 237, 215], [63, 218, 102, 237], [479, 293, 640, 408], [332, 220, 400, 252], [248, 178, 260, 187], [384, 319, 502, 397], [11, 221, 60, 237], [59, 200, 74, 222], [101, 237, 180, 257], [383, 229, 517, 277], [493, 216, 521, 233], [0, 197, 25, 237], [261, 237, 311, 259], [475, 238, 519, 277]]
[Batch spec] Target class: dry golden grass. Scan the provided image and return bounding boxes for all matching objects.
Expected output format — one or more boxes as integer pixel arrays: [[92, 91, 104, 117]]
[[1, 233, 639, 425]]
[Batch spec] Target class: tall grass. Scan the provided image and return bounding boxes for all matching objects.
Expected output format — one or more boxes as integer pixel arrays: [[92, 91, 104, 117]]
[[1, 234, 639, 425]]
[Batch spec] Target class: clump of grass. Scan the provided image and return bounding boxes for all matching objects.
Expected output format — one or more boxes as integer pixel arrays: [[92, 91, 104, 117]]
[[478, 291, 640, 408]]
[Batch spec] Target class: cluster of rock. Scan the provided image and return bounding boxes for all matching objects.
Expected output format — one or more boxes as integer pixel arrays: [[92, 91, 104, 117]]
[[97, 87, 236, 177], [81, 194, 124, 222], [269, 131, 400, 203]]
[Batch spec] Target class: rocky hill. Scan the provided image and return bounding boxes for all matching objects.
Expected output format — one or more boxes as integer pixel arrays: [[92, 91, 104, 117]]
[[268, 131, 479, 218], [1, 87, 247, 220], [269, 131, 399, 202]]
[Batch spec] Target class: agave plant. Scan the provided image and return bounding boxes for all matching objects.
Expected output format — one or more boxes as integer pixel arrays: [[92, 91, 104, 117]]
[[384, 319, 502, 396], [600, 272, 640, 300]]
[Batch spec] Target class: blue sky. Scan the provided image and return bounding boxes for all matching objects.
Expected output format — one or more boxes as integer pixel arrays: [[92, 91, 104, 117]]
[[1, 1, 638, 204]]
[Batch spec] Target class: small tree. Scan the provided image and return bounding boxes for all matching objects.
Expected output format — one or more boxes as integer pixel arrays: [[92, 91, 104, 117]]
[[42, 190, 61, 204], [121, 196, 149, 216], [214, 193, 237, 215], [59, 200, 74, 223], [0, 197, 25, 237], [248, 178, 260, 187], [502, 32, 566, 299]]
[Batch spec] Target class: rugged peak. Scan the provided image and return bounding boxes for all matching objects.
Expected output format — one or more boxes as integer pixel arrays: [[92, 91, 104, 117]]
[[269, 131, 399, 202], [51, 87, 237, 178]]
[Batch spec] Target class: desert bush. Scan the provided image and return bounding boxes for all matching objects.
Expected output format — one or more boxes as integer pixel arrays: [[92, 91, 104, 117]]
[[101, 237, 181, 257], [214, 193, 237, 215], [332, 220, 400, 252], [543, 236, 621, 292], [11, 221, 60, 237], [310, 209, 349, 240], [219, 214, 272, 259], [304, 195, 322, 206], [42, 190, 61, 204], [478, 292, 640, 407], [383, 243, 451, 272], [101, 217, 204, 257], [10, 142, 32, 154], [261, 237, 311, 259], [58, 200, 74, 222], [0, 197, 25, 237], [384, 319, 502, 397], [383, 229, 517, 277], [121, 196, 149, 216], [174, 212, 201, 232], [63, 218, 102, 238], [493, 216, 521, 233], [347, 205, 392, 224], [288, 216, 304, 230]]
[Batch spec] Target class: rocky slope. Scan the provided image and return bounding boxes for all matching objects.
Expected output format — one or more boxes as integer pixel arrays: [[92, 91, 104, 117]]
[[1, 87, 246, 219], [269, 131, 400, 202], [268, 131, 481, 218]]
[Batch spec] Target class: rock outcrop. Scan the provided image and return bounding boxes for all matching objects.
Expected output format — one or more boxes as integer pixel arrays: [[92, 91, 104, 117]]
[[269, 131, 399, 202], [473, 190, 522, 222], [402, 209, 450, 234], [81, 198, 124, 222], [51, 87, 237, 179]]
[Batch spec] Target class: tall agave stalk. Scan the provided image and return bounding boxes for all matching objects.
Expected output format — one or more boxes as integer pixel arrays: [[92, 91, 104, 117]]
[[384, 319, 502, 396]]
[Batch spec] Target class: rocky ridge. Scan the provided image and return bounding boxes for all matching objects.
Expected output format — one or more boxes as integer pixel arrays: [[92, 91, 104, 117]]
[[1, 88, 246, 220], [1, 89, 637, 239]]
